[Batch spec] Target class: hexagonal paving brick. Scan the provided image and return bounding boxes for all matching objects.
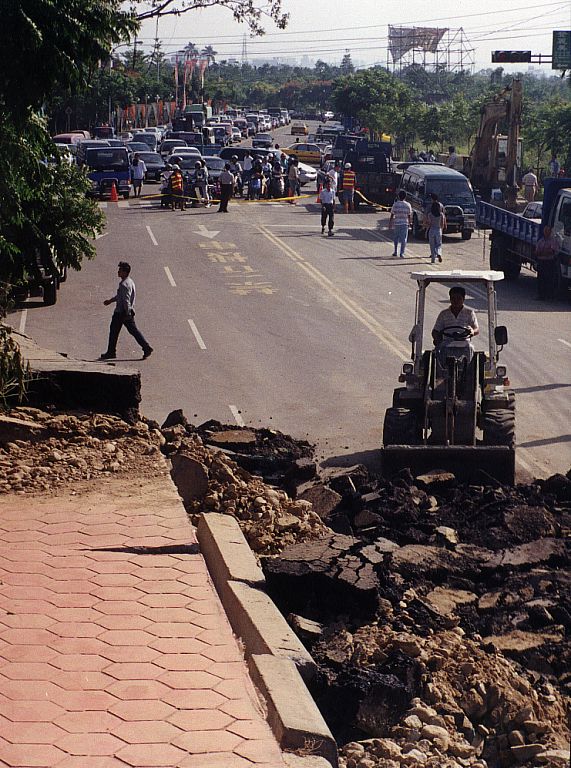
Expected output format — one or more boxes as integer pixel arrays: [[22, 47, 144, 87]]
[[141, 608, 198, 623], [167, 709, 234, 731], [234, 738, 285, 763], [115, 743, 186, 767], [56, 732, 126, 756], [0, 741, 66, 767], [93, 615, 152, 632], [105, 680, 171, 701], [49, 689, 118, 712], [131, 568, 183, 582], [99, 645, 160, 664], [50, 670, 115, 691], [136, 580, 185, 594], [103, 662, 164, 681], [48, 638, 108, 656], [145, 623, 203, 639], [93, 600, 148, 616], [1, 614, 54, 630], [109, 699, 175, 722], [0, 645, 58, 663], [138, 593, 190, 608], [0, 662, 59, 680], [172, 729, 243, 753], [178, 755, 255, 768], [54, 710, 123, 734], [91, 587, 144, 601], [48, 622, 103, 638], [158, 671, 221, 690], [0, 697, 64, 722], [98, 630, 155, 646], [163, 690, 227, 710], [152, 654, 212, 672], [148, 638, 210, 655], [0, 679, 60, 701], [201, 645, 242, 663], [1, 720, 66, 744], [113, 719, 182, 744], [218, 699, 264, 721], [50, 654, 109, 672], [227, 719, 275, 740], [91, 573, 141, 587]]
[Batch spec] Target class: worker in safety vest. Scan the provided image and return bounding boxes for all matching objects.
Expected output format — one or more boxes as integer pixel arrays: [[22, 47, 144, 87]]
[[340, 163, 356, 213], [169, 166, 185, 211]]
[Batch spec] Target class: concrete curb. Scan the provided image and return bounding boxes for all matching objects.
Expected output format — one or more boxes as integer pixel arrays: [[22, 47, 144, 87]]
[[197, 513, 338, 768]]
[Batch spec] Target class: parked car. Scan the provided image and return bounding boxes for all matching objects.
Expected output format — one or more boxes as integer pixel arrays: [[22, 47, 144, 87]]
[[137, 151, 166, 181], [166, 148, 202, 164], [125, 141, 152, 156], [291, 123, 308, 136], [132, 132, 157, 151], [297, 161, 318, 188], [160, 139, 187, 158], [168, 155, 204, 171], [204, 156, 226, 182], [283, 143, 323, 166], [252, 133, 273, 149]]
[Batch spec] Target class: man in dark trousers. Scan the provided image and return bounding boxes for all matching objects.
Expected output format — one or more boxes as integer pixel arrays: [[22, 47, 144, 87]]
[[100, 262, 153, 360], [218, 163, 235, 212]]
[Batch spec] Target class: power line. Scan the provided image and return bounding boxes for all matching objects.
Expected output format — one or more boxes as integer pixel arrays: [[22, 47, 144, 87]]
[[135, 0, 569, 41]]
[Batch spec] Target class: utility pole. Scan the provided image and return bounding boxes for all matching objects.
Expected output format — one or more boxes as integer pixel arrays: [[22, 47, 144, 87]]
[[132, 38, 138, 70]]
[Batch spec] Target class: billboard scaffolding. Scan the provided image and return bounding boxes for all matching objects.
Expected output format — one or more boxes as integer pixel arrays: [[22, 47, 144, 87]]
[[388, 26, 474, 74]]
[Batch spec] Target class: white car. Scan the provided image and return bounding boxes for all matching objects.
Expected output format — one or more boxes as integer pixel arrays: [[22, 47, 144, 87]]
[[297, 161, 317, 187]]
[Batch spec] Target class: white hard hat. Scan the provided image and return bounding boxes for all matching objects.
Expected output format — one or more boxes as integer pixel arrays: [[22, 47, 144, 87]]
[[344, 163, 351, 169]]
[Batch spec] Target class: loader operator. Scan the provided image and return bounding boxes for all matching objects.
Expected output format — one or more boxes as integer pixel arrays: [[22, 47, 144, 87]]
[[432, 286, 479, 346]]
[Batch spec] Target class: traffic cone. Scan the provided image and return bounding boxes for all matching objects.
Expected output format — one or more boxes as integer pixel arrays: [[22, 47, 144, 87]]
[[110, 181, 119, 203], [315, 183, 322, 203]]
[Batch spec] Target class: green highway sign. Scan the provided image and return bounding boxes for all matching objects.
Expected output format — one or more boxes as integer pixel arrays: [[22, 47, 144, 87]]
[[552, 31, 571, 69]]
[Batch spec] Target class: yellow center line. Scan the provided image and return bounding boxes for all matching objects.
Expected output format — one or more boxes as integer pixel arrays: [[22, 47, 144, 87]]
[[258, 224, 410, 361]]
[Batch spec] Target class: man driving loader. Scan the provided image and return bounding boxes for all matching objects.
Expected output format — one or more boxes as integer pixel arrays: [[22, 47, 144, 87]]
[[432, 286, 479, 346]]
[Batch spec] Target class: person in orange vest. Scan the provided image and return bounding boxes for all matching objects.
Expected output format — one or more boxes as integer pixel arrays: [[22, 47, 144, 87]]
[[340, 163, 356, 213], [170, 165, 185, 211]]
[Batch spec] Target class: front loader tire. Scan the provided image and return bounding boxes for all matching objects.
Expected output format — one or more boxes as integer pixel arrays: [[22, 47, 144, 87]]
[[482, 409, 515, 447], [383, 407, 418, 446]]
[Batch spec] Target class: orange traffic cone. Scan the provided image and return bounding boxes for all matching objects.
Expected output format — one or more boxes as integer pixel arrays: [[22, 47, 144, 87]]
[[109, 181, 119, 203], [315, 183, 322, 203]]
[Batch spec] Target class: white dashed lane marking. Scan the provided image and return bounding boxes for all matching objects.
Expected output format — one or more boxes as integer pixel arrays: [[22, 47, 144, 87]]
[[18, 310, 27, 334], [146, 226, 158, 246], [187, 319, 207, 350], [558, 338, 571, 349], [164, 267, 176, 287], [229, 405, 245, 427]]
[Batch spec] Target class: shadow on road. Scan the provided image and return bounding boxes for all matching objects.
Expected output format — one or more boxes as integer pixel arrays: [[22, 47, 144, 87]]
[[515, 382, 571, 395], [519, 434, 571, 448]]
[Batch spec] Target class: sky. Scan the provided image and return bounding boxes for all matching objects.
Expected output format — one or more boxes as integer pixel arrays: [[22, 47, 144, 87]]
[[133, 0, 571, 72]]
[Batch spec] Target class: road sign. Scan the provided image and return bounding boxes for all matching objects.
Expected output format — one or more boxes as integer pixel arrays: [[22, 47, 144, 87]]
[[491, 51, 531, 63], [552, 31, 571, 69]]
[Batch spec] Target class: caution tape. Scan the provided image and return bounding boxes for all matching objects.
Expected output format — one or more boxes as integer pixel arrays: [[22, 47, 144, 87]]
[[111, 191, 317, 205], [354, 189, 392, 212]]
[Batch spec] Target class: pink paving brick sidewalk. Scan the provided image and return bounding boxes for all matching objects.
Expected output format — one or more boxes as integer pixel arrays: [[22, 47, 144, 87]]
[[0, 476, 287, 767]]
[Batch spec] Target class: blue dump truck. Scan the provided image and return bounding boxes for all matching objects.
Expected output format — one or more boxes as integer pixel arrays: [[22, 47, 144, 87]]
[[477, 177, 571, 293], [85, 146, 131, 199]]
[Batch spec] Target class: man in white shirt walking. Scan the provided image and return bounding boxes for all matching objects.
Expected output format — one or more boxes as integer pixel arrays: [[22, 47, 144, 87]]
[[131, 154, 147, 198], [389, 190, 413, 258], [521, 168, 538, 202], [318, 178, 336, 236]]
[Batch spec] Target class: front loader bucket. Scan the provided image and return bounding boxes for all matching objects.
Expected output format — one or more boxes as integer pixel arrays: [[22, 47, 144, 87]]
[[382, 445, 516, 486]]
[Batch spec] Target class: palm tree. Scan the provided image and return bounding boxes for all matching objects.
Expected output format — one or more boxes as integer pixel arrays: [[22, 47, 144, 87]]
[[201, 45, 217, 66], [184, 41, 199, 60]]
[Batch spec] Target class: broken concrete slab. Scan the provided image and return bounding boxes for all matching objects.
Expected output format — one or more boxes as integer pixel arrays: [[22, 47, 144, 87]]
[[298, 484, 342, 520], [197, 513, 265, 592], [170, 453, 210, 500], [0, 415, 48, 444]]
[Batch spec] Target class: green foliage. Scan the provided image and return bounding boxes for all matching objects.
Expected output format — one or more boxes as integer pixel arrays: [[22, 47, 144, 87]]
[[333, 68, 414, 135], [0, 113, 104, 287], [0, 288, 30, 407], [0, 0, 137, 120]]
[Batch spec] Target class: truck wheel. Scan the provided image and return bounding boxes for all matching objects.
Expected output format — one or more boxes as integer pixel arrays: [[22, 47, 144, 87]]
[[383, 407, 418, 446], [490, 239, 505, 271], [482, 409, 515, 447], [43, 278, 57, 306], [503, 260, 521, 280], [412, 215, 423, 239], [461, 229, 472, 241]]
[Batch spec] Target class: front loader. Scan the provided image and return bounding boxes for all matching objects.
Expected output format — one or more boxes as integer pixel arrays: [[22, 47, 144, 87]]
[[382, 270, 516, 485]]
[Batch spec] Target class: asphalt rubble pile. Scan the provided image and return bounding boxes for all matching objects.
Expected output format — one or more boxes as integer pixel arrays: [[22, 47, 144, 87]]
[[0, 406, 569, 768]]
